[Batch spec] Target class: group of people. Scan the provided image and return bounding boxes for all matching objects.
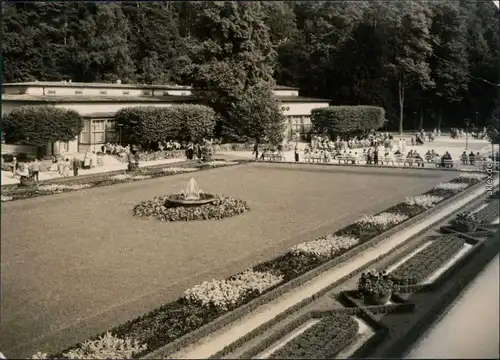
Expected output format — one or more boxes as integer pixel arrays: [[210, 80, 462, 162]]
[[185, 139, 213, 160], [450, 127, 488, 140], [10, 157, 42, 181]]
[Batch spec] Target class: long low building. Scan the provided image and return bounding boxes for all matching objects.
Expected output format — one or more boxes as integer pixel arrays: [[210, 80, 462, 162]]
[[1, 81, 329, 155]]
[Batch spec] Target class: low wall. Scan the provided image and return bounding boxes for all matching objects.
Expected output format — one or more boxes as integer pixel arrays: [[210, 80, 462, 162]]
[[1, 144, 38, 155]]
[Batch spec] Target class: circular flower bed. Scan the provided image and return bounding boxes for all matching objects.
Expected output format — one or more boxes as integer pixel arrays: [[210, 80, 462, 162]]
[[133, 195, 249, 221]]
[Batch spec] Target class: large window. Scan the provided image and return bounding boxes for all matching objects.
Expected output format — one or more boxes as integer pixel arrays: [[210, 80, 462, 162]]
[[287, 116, 313, 139], [80, 120, 90, 143], [92, 120, 105, 144], [106, 120, 117, 142]]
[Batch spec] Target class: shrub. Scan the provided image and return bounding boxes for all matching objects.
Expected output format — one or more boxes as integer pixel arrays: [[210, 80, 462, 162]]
[[33, 332, 146, 359], [357, 270, 398, 298], [290, 235, 359, 258], [182, 269, 284, 310], [311, 105, 386, 137], [404, 195, 444, 209], [115, 105, 216, 146], [269, 314, 359, 358], [390, 235, 465, 285], [3, 105, 84, 147], [434, 183, 469, 192], [356, 212, 408, 230]]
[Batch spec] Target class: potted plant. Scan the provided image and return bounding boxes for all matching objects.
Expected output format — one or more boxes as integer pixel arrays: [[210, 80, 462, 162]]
[[450, 212, 480, 233], [19, 175, 35, 187], [358, 270, 398, 305]]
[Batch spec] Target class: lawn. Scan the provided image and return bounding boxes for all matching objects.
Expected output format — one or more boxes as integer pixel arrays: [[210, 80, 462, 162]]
[[0, 163, 456, 358]]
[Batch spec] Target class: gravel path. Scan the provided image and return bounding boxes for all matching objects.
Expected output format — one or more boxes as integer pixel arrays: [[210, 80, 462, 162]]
[[0, 164, 456, 357]]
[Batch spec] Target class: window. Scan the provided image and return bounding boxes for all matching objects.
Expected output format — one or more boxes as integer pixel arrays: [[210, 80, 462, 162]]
[[123, 91, 130, 95], [47, 90, 56, 95], [163, 91, 169, 96], [99, 90, 108, 95], [181, 92, 187, 96], [75, 90, 83, 95], [82, 121, 89, 132], [143, 90, 152, 96], [92, 120, 106, 144]]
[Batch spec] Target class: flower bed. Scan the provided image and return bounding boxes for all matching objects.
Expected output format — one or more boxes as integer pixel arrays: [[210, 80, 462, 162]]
[[133, 195, 249, 222], [38, 175, 483, 359], [404, 195, 444, 209], [474, 200, 500, 223], [390, 235, 465, 285], [1, 162, 237, 202], [268, 314, 359, 359]]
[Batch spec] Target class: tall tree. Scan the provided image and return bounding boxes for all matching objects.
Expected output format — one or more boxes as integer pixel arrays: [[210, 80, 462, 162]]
[[429, 0, 469, 130], [180, 1, 277, 136]]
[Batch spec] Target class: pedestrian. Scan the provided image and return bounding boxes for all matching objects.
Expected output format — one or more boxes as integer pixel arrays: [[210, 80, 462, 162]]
[[187, 141, 194, 160], [252, 141, 259, 160], [11, 156, 17, 176], [57, 157, 65, 176], [63, 158, 71, 177], [373, 147, 379, 165], [31, 158, 40, 181], [73, 157, 80, 176], [294, 144, 299, 162]]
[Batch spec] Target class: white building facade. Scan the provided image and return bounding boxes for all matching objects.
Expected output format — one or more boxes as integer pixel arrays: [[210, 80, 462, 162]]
[[2, 81, 330, 154]]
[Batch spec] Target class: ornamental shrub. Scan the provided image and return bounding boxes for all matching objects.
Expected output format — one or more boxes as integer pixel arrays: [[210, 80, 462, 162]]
[[3, 105, 84, 147], [311, 105, 386, 137], [115, 105, 216, 147]]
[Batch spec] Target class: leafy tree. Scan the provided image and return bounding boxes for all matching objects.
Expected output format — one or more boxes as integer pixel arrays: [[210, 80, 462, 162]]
[[180, 1, 276, 132], [487, 100, 500, 145], [227, 84, 285, 144], [429, 0, 469, 129], [384, 1, 434, 134], [3, 106, 84, 147]]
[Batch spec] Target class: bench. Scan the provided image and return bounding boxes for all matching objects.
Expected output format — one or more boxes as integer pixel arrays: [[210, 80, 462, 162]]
[[262, 153, 285, 162]]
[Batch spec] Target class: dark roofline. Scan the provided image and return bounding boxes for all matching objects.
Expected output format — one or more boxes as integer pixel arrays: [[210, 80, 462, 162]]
[[1, 95, 199, 103], [274, 85, 300, 90], [278, 96, 330, 103]]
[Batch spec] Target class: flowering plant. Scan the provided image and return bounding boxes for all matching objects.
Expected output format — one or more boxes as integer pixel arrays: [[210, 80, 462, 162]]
[[450, 211, 482, 232], [32, 332, 147, 359], [290, 235, 359, 258], [458, 172, 486, 181], [161, 167, 198, 174], [1, 195, 13, 202], [434, 182, 468, 192], [357, 269, 398, 298], [134, 195, 249, 222], [182, 269, 283, 310], [110, 174, 151, 181], [404, 195, 444, 209], [356, 212, 408, 230], [38, 184, 93, 193]]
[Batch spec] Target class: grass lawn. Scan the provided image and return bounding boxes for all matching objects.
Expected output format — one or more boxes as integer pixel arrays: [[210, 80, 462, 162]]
[[0, 163, 456, 358]]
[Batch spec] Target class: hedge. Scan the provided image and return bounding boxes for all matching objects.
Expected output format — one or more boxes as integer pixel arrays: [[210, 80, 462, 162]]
[[3, 105, 84, 147], [115, 105, 216, 145], [311, 105, 386, 136], [390, 235, 466, 285]]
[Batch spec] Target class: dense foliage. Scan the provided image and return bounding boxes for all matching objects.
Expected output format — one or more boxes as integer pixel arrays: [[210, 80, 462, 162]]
[[2, 105, 83, 147], [3, 1, 498, 133], [390, 235, 465, 285], [311, 106, 386, 136], [115, 105, 216, 146], [269, 314, 359, 359]]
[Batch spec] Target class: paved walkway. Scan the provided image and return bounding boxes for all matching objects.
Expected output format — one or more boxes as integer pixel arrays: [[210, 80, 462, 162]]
[[1, 156, 186, 186], [169, 178, 499, 359]]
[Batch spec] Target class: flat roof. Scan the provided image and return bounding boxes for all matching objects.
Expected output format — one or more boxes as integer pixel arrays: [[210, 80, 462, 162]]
[[3, 82, 300, 90], [278, 96, 330, 103], [1, 94, 198, 103]]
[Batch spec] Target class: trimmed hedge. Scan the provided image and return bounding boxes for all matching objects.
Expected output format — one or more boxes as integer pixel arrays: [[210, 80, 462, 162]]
[[311, 105, 386, 136], [390, 235, 465, 286], [340, 291, 416, 315], [268, 314, 359, 359], [115, 105, 216, 145]]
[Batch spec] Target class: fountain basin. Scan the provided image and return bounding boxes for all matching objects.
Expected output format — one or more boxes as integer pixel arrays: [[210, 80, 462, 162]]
[[167, 193, 217, 206]]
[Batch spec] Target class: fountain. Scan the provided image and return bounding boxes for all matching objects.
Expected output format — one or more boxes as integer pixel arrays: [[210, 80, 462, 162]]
[[167, 178, 217, 206]]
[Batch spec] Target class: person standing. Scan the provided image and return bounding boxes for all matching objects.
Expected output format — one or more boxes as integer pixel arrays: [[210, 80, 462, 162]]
[[72, 157, 80, 176], [11, 156, 17, 176], [252, 141, 259, 160], [63, 158, 71, 177], [294, 144, 299, 162], [57, 157, 65, 176], [31, 158, 40, 181], [373, 147, 379, 165], [187, 141, 194, 160]]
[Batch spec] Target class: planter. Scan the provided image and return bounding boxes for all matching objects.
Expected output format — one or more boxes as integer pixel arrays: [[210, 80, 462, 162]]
[[202, 154, 213, 162], [19, 178, 35, 187], [365, 293, 391, 306], [452, 222, 477, 233]]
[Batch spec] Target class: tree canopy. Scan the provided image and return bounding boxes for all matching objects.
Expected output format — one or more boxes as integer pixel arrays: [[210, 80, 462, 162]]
[[2, 105, 84, 146], [2, 1, 499, 134]]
